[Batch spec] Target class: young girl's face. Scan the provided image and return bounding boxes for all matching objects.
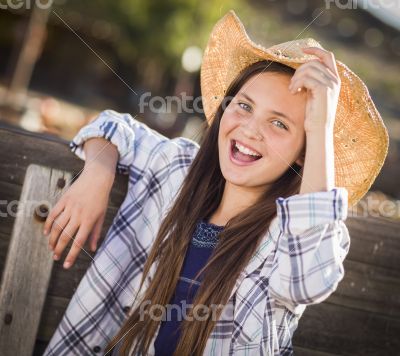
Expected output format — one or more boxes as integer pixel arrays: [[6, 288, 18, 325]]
[[218, 72, 308, 193]]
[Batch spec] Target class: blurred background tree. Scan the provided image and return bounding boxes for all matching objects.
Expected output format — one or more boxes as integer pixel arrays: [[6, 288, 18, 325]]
[[0, 0, 399, 206]]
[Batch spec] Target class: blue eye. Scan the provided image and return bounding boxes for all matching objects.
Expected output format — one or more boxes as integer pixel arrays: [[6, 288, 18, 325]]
[[237, 101, 288, 131], [272, 119, 288, 130], [238, 102, 251, 112]]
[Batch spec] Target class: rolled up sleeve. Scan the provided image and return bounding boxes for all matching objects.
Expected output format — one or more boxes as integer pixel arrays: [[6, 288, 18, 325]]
[[69, 109, 170, 175], [269, 187, 351, 312]]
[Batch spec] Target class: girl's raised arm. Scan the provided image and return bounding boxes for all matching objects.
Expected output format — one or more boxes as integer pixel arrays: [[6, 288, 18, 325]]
[[269, 187, 350, 315]]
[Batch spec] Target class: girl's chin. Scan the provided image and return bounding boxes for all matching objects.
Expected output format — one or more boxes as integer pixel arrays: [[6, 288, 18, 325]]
[[221, 163, 274, 185], [222, 169, 254, 185]]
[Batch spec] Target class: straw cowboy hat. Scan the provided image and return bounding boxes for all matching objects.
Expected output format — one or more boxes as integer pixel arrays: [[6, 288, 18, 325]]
[[200, 9, 389, 208]]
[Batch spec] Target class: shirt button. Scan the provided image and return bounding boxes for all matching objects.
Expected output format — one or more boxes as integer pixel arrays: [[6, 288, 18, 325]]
[[123, 306, 131, 314], [93, 345, 101, 353]]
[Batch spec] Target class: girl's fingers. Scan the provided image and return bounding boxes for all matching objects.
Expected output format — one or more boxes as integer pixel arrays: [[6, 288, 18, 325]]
[[52, 220, 80, 260], [301, 47, 339, 78], [290, 76, 328, 94], [290, 70, 334, 93], [48, 211, 70, 250], [63, 223, 92, 269], [89, 214, 105, 252], [294, 59, 338, 84], [43, 200, 65, 235]]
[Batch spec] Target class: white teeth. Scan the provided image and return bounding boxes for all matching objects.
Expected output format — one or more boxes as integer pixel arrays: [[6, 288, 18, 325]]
[[234, 141, 262, 157]]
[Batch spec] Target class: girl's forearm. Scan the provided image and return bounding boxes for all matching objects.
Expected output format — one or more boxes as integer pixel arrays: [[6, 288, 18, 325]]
[[299, 127, 335, 195], [82, 137, 119, 186]]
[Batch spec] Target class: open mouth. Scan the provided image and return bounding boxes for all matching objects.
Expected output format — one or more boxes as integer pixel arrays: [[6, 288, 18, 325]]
[[230, 139, 262, 164]]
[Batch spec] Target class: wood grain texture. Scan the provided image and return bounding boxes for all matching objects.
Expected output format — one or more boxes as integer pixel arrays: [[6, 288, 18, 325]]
[[0, 164, 71, 355]]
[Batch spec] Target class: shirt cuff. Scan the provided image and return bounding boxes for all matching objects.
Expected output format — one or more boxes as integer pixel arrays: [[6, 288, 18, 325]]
[[275, 187, 349, 236], [69, 110, 135, 170]]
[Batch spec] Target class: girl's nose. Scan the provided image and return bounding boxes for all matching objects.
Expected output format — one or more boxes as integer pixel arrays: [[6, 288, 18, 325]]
[[240, 122, 263, 141]]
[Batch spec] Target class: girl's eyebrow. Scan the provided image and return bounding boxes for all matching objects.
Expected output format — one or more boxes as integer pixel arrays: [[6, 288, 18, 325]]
[[237, 91, 296, 126]]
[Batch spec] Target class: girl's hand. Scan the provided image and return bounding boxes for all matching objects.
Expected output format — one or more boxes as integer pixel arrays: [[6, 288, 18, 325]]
[[288, 47, 341, 133], [43, 164, 115, 269]]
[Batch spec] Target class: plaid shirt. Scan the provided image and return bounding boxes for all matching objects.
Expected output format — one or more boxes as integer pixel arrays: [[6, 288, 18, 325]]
[[43, 110, 351, 356]]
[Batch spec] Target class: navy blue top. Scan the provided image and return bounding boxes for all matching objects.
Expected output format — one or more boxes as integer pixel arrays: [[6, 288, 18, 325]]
[[110, 218, 224, 356], [154, 218, 224, 356]]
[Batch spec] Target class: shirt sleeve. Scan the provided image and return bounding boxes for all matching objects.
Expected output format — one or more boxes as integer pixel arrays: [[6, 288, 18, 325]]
[[69, 109, 170, 175], [269, 187, 351, 314]]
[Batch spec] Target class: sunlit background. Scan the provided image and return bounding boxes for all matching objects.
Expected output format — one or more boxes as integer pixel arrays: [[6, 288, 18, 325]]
[[0, 0, 399, 214]]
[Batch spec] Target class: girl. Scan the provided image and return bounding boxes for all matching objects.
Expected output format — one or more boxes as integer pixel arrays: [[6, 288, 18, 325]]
[[43, 10, 388, 356]]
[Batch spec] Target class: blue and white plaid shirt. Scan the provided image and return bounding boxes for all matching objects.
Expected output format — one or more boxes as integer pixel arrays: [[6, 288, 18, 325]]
[[43, 110, 351, 355]]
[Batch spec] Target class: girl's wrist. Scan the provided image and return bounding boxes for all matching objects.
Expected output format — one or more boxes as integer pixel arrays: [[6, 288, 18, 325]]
[[82, 160, 116, 189], [81, 137, 119, 184]]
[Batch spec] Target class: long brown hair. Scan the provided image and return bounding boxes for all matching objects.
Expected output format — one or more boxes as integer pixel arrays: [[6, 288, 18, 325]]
[[105, 60, 304, 355]]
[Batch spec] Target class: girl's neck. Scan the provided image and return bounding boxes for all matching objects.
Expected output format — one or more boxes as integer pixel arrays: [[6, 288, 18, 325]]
[[208, 181, 266, 226]]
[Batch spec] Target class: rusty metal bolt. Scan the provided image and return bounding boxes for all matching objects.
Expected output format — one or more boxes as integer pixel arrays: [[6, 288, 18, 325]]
[[4, 313, 12, 325], [11, 203, 18, 214], [34, 204, 49, 222], [57, 178, 66, 189]]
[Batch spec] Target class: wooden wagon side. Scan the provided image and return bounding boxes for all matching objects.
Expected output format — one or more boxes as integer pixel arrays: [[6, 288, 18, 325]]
[[0, 125, 399, 356]]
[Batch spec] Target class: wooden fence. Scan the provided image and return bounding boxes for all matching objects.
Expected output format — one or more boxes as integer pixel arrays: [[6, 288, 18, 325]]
[[0, 124, 399, 355]]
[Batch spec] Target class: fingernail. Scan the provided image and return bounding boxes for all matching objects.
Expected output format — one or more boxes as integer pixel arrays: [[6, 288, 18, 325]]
[[43, 229, 48, 235], [48, 244, 53, 251], [53, 254, 59, 261], [63, 261, 71, 269]]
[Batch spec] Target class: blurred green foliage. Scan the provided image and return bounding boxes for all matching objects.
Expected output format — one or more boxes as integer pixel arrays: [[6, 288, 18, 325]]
[[54, 0, 250, 77]]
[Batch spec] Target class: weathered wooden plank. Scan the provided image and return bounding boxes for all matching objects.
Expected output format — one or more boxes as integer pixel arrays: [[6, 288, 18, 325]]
[[0, 125, 128, 294], [0, 126, 128, 202], [292, 301, 400, 355], [36, 295, 70, 342], [0, 208, 120, 300], [345, 216, 400, 272], [0, 126, 128, 355], [330, 259, 400, 318], [0, 164, 71, 355], [293, 346, 341, 356]]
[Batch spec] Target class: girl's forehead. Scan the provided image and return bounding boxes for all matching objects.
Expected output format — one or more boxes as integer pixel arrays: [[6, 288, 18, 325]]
[[241, 72, 292, 92], [237, 74, 307, 124]]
